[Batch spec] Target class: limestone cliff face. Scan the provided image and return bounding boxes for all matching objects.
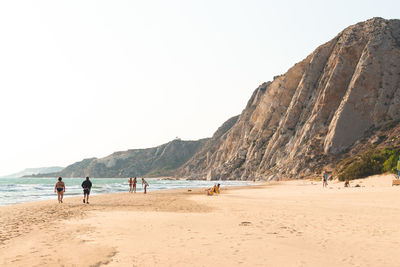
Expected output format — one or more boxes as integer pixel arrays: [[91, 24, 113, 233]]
[[177, 115, 239, 179], [177, 18, 400, 180], [58, 139, 207, 178]]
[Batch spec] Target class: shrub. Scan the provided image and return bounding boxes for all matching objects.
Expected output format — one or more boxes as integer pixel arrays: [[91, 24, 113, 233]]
[[383, 153, 400, 173], [338, 147, 399, 181]]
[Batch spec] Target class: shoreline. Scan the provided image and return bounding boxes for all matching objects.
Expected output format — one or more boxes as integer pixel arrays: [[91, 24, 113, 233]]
[[0, 183, 256, 208], [1, 171, 395, 210], [1, 174, 400, 266], [0, 177, 253, 207]]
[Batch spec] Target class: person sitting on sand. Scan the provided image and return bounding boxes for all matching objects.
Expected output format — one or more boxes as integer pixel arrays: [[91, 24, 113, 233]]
[[128, 177, 133, 193], [344, 179, 350, 187], [207, 184, 220, 196], [133, 177, 137, 193], [54, 177, 65, 203], [82, 176, 92, 204], [142, 178, 149, 194]]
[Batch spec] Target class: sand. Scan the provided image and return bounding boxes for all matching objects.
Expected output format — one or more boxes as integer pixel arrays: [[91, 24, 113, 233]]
[[1, 174, 400, 266]]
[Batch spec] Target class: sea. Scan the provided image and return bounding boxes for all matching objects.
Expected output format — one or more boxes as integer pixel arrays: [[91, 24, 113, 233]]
[[0, 177, 250, 206]]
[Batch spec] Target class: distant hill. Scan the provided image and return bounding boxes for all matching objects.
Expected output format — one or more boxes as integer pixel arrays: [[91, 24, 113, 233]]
[[1, 166, 64, 178], [45, 138, 209, 178], [36, 114, 239, 178]]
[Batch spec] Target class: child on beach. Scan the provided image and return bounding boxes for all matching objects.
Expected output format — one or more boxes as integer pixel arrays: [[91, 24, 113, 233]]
[[54, 177, 65, 203], [142, 178, 148, 194]]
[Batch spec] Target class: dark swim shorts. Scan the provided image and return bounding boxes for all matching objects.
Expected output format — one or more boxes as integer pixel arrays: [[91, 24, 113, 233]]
[[83, 189, 91, 195]]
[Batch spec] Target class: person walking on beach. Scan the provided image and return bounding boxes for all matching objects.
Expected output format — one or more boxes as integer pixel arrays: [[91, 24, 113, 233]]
[[82, 176, 92, 204], [133, 177, 137, 193], [142, 178, 149, 194], [54, 177, 65, 203], [323, 171, 328, 188], [128, 177, 133, 193]]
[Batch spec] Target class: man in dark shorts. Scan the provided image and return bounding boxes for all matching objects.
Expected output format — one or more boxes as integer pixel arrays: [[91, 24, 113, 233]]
[[81, 176, 92, 204]]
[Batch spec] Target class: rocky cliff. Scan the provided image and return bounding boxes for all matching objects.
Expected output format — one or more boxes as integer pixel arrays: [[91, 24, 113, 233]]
[[177, 115, 239, 179], [177, 17, 400, 180], [56, 139, 208, 178]]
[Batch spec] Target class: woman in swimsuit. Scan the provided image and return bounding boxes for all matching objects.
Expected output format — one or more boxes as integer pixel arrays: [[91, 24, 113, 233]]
[[133, 177, 137, 193], [54, 177, 65, 203], [128, 177, 133, 193]]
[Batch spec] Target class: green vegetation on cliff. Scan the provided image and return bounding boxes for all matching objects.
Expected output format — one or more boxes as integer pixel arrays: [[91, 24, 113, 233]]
[[338, 147, 400, 181]]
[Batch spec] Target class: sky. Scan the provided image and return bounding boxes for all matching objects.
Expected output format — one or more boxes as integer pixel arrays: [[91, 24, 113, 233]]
[[0, 0, 399, 176]]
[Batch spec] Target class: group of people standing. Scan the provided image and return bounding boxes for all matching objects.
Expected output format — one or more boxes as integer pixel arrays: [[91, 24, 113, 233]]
[[54, 176, 148, 204], [128, 177, 149, 194]]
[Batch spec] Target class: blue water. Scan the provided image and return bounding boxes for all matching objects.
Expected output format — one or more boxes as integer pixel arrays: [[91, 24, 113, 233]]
[[0, 177, 249, 206]]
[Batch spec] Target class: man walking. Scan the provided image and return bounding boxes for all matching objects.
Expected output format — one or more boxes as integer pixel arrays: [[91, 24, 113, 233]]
[[82, 176, 92, 204]]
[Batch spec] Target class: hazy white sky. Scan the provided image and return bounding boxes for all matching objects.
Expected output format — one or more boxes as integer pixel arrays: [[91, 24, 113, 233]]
[[0, 0, 398, 175]]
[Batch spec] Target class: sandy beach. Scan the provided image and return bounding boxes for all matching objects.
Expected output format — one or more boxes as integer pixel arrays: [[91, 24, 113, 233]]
[[1, 174, 400, 266]]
